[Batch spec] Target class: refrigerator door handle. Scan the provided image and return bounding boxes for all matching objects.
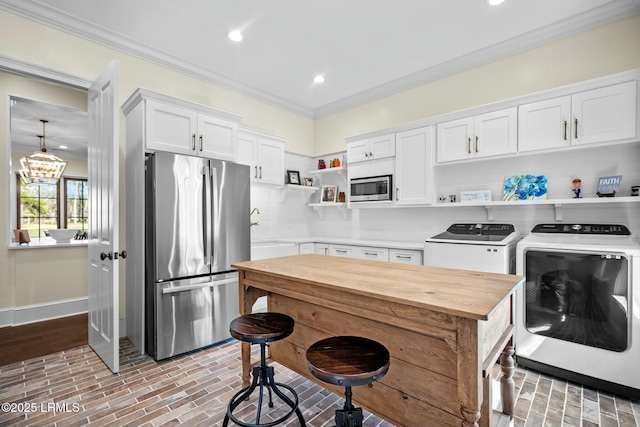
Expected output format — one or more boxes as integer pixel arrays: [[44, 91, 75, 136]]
[[211, 166, 220, 271], [160, 277, 237, 294], [203, 165, 212, 266]]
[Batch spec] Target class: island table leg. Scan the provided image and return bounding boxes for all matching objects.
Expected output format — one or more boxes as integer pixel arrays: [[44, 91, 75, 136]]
[[500, 345, 516, 416]]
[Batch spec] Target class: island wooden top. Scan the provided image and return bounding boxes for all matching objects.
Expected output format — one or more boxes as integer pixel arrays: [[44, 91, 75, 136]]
[[232, 254, 523, 321]]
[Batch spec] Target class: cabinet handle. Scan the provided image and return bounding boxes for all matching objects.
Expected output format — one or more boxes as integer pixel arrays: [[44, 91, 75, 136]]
[[259, 166, 262, 179], [396, 188, 399, 201], [364, 152, 369, 158], [369, 151, 373, 157], [395, 255, 412, 259], [574, 118, 578, 139], [467, 137, 471, 154], [254, 166, 258, 179], [199, 135, 203, 151], [335, 249, 348, 253], [475, 136, 479, 153], [192, 133, 196, 151], [563, 120, 567, 140], [363, 252, 378, 256]]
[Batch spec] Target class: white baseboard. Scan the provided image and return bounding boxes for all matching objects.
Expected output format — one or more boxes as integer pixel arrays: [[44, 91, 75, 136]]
[[0, 299, 127, 336]]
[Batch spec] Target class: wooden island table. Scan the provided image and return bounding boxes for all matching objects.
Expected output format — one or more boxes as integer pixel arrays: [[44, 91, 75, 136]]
[[232, 254, 523, 427]]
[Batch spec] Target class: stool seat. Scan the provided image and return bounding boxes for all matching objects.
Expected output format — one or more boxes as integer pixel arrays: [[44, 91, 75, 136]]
[[229, 312, 294, 344], [306, 336, 390, 387], [223, 312, 305, 427]]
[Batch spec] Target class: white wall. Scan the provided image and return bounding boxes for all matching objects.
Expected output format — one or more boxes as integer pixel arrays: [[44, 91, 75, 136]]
[[313, 14, 640, 155]]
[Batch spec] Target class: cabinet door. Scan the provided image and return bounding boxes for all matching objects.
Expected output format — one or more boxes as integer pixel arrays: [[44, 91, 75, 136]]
[[299, 243, 314, 254], [197, 114, 237, 161], [389, 249, 423, 265], [314, 243, 329, 255], [256, 137, 284, 185], [572, 80, 637, 146], [347, 139, 371, 163], [146, 100, 197, 155], [474, 107, 517, 158], [237, 132, 258, 180], [356, 246, 389, 262], [329, 244, 356, 258], [436, 117, 473, 162], [518, 97, 571, 152], [395, 127, 433, 206], [370, 133, 396, 160]]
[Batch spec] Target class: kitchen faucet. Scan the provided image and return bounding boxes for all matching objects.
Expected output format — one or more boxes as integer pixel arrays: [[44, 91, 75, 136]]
[[250, 207, 260, 226]]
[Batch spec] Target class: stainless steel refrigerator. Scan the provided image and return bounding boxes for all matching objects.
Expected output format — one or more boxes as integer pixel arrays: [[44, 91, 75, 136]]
[[145, 151, 250, 360]]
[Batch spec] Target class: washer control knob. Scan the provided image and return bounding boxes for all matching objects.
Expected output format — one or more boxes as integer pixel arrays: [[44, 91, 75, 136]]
[[571, 224, 582, 231]]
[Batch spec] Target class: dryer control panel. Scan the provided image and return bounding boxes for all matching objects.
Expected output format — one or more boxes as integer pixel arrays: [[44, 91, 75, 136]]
[[531, 224, 630, 235]]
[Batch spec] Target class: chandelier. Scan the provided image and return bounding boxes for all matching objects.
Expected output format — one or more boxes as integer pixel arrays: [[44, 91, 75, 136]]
[[19, 119, 67, 185]]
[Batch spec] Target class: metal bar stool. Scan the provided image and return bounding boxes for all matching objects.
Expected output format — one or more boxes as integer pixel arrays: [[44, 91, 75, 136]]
[[306, 336, 390, 427], [223, 312, 306, 427]]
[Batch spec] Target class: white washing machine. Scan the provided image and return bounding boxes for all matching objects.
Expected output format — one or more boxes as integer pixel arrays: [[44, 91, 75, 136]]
[[516, 223, 640, 398], [424, 223, 520, 274]]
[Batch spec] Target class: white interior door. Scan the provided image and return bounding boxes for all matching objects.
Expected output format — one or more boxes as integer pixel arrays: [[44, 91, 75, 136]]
[[88, 60, 120, 373]]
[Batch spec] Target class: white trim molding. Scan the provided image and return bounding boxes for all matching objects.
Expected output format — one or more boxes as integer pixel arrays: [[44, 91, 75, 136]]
[[0, 297, 87, 327]]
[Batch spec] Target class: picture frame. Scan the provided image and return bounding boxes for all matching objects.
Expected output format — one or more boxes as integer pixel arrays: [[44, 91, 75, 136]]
[[460, 190, 492, 202], [286, 170, 301, 185], [320, 185, 337, 203], [303, 177, 314, 186]]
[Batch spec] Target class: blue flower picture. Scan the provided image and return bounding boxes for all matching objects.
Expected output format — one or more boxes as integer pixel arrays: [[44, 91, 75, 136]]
[[503, 174, 548, 201]]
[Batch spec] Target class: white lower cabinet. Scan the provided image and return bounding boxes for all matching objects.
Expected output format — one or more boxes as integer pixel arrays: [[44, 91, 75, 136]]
[[314, 243, 329, 255], [329, 244, 356, 258], [299, 243, 314, 254], [389, 249, 423, 265], [356, 246, 389, 262]]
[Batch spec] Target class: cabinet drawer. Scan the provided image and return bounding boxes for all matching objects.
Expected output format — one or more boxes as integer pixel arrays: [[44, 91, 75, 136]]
[[356, 247, 389, 262], [329, 244, 356, 258], [389, 249, 423, 265]]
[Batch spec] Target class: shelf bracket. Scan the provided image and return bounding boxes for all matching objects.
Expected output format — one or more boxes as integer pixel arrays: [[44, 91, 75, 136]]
[[554, 203, 563, 221], [485, 206, 495, 221]]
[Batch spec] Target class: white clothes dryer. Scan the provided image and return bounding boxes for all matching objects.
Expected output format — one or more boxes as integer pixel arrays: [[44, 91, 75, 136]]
[[516, 223, 640, 398]]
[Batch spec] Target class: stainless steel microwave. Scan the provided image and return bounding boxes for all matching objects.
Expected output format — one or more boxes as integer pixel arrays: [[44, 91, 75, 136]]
[[350, 175, 392, 202]]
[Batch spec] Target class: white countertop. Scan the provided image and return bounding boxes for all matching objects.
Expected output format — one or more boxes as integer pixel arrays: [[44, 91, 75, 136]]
[[252, 236, 424, 251], [9, 237, 89, 250]]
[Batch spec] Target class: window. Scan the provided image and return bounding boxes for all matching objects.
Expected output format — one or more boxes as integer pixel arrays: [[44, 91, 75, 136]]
[[16, 175, 60, 237], [16, 175, 88, 238], [65, 178, 88, 230]]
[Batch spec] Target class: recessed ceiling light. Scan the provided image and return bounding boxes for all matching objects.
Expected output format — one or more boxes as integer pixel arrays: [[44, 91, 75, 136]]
[[486, 0, 505, 5], [227, 30, 243, 42], [59, 145, 68, 150], [313, 75, 325, 84]]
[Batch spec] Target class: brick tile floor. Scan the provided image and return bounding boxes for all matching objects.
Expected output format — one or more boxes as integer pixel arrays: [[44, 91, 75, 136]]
[[0, 339, 638, 426]]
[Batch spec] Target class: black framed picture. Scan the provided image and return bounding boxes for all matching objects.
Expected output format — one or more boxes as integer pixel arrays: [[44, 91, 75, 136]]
[[287, 170, 301, 185]]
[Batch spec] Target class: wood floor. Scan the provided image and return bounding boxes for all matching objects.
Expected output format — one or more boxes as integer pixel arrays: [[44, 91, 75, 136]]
[[0, 314, 87, 366], [0, 317, 639, 426]]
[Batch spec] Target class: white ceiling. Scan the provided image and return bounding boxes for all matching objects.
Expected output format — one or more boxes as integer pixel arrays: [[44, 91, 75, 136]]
[[3, 0, 640, 158], [1, 0, 639, 119]]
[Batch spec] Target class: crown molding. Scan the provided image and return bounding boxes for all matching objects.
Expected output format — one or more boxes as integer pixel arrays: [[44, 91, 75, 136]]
[[1, 0, 638, 119], [314, 0, 640, 118], [0, 0, 315, 118]]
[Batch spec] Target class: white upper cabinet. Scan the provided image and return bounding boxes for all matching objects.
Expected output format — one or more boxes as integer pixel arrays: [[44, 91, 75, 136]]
[[519, 81, 637, 153], [237, 129, 285, 185], [197, 114, 238, 161], [146, 99, 238, 161], [395, 126, 433, 206], [437, 107, 517, 162], [518, 96, 571, 152], [347, 133, 396, 163], [572, 81, 636, 146]]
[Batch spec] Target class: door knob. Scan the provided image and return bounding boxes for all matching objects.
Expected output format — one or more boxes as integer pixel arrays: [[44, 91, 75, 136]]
[[100, 252, 112, 261], [114, 250, 127, 259]]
